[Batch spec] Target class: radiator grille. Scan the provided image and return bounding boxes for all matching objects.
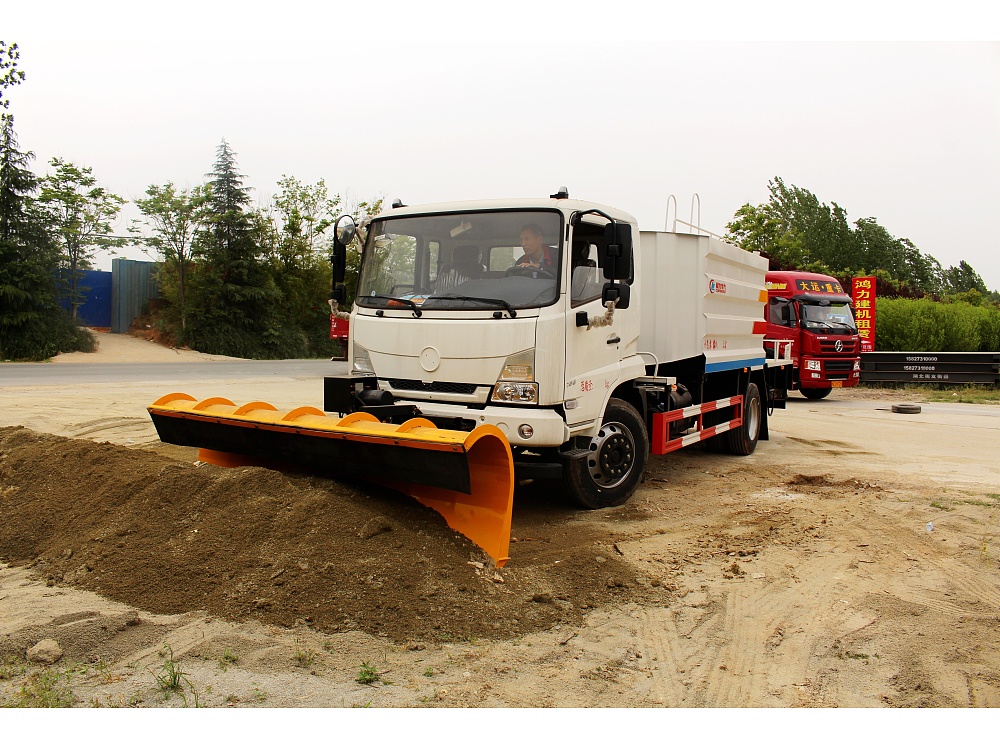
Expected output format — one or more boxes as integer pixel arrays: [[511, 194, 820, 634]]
[[388, 379, 479, 395]]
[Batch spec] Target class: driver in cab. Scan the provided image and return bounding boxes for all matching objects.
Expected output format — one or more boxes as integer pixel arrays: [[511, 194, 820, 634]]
[[515, 224, 557, 274]]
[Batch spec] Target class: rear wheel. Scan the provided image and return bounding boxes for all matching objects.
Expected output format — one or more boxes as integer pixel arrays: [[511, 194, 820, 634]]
[[726, 382, 761, 455], [800, 387, 832, 400], [566, 398, 648, 509]]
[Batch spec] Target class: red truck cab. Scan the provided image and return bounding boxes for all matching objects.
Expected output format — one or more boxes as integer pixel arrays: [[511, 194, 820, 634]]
[[764, 271, 861, 399]]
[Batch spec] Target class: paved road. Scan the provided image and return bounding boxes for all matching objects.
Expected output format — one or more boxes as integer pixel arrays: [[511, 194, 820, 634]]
[[0, 359, 350, 386]]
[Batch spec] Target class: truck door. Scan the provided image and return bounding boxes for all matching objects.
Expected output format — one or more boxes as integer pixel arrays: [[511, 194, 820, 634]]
[[564, 225, 622, 426], [767, 296, 800, 361]]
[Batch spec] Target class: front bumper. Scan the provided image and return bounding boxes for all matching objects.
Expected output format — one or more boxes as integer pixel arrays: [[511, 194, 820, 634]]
[[398, 400, 571, 448]]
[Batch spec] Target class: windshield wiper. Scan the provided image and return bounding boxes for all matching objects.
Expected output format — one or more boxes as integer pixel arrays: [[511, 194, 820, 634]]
[[429, 295, 517, 318], [360, 294, 423, 317]]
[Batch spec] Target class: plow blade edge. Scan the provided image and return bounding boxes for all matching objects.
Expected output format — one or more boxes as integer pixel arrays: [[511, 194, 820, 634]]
[[148, 393, 514, 566]]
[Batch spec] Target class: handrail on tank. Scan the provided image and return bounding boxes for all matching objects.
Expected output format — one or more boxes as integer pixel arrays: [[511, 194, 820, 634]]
[[664, 194, 677, 232]]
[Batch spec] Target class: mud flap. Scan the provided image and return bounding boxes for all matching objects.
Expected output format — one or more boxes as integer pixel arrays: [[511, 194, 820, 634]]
[[148, 393, 514, 566]]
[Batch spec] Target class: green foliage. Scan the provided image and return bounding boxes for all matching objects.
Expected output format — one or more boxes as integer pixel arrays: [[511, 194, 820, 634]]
[[0, 40, 25, 111], [0, 115, 96, 360], [132, 182, 206, 333], [146, 151, 382, 359], [875, 296, 1000, 352], [356, 661, 379, 685], [725, 177, 995, 300], [6, 668, 76, 708], [37, 157, 126, 318]]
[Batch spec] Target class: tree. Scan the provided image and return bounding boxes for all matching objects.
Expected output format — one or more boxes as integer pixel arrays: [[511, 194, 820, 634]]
[[0, 114, 59, 357], [185, 140, 289, 357], [0, 40, 25, 112], [942, 260, 987, 296], [132, 182, 206, 333], [271, 175, 341, 265], [725, 177, 974, 298], [38, 158, 125, 318], [0, 45, 92, 360]]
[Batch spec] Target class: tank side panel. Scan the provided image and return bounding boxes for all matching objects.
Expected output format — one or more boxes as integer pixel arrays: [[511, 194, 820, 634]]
[[639, 231, 767, 372], [703, 237, 769, 371], [638, 231, 704, 366]]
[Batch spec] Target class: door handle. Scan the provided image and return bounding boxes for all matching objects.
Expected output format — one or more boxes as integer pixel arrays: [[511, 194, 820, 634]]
[[607, 335, 620, 345]]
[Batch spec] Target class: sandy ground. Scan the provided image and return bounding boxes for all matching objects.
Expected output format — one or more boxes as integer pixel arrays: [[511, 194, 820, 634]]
[[2, 332, 1000, 710]]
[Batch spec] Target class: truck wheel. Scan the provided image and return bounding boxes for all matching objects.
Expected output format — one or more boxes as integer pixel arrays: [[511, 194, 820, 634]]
[[800, 387, 832, 400], [566, 398, 649, 510], [726, 382, 761, 455]]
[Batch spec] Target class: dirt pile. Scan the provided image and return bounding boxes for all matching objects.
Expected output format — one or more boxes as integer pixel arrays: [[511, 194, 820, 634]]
[[0, 426, 665, 644]]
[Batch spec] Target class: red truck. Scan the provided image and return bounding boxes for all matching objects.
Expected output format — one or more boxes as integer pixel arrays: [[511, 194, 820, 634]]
[[764, 270, 861, 399]]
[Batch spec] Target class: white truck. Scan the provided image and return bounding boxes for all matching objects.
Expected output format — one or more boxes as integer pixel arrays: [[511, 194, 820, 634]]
[[324, 189, 793, 511]]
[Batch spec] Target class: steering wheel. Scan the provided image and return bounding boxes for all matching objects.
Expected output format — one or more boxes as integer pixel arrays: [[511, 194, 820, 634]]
[[506, 264, 555, 279]]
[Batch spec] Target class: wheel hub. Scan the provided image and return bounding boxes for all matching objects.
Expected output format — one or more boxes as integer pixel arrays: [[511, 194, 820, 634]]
[[588, 422, 635, 489]]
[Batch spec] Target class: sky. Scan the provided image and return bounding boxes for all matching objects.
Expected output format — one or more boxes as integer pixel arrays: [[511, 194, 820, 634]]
[[5, 3, 1000, 291]]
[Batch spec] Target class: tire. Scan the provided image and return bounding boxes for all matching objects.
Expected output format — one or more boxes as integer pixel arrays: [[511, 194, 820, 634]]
[[800, 387, 832, 400], [891, 403, 922, 414], [726, 382, 761, 455], [565, 398, 649, 510]]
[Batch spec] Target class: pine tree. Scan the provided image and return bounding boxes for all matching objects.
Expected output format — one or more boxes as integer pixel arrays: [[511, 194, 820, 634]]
[[187, 140, 292, 357], [0, 115, 90, 359]]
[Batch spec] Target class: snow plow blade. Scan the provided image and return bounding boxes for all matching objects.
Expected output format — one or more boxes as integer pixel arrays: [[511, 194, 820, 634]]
[[148, 393, 514, 566]]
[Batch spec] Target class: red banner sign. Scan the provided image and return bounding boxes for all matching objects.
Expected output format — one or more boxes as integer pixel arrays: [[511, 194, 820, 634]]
[[852, 277, 876, 353]]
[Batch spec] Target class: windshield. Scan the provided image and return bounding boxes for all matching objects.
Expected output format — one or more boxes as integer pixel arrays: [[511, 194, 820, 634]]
[[800, 301, 858, 333], [356, 210, 562, 312]]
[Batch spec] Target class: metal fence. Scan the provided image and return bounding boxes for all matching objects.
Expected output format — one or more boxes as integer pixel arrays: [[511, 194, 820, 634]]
[[860, 351, 1000, 385], [111, 259, 159, 333]]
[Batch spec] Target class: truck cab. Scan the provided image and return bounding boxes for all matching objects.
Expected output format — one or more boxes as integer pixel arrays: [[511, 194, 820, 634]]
[[764, 270, 861, 399], [326, 193, 788, 510]]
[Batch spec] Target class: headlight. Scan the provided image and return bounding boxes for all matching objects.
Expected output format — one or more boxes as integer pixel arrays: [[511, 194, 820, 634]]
[[805, 359, 821, 372], [352, 343, 375, 375], [492, 382, 538, 404], [492, 349, 538, 404]]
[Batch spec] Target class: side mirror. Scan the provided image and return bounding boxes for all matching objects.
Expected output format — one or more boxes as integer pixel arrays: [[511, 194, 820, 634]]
[[602, 221, 633, 282], [601, 282, 631, 309], [334, 215, 357, 247], [330, 283, 346, 305]]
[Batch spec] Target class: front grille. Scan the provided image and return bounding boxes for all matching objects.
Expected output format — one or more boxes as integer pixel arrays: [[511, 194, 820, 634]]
[[824, 360, 855, 373], [388, 379, 479, 395], [819, 339, 859, 355]]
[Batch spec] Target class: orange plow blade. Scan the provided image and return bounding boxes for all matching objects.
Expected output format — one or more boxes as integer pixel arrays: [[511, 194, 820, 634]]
[[148, 393, 514, 566]]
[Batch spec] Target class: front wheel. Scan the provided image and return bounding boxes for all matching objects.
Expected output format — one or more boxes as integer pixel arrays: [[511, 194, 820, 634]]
[[800, 387, 832, 400], [565, 398, 649, 509], [726, 382, 761, 455]]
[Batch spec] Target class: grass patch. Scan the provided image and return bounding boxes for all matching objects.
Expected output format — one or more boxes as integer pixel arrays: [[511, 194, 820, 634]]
[[919, 385, 1000, 404], [218, 648, 237, 671], [356, 662, 379, 685], [859, 384, 1000, 404], [6, 668, 77, 707], [930, 501, 952, 511], [293, 640, 317, 668], [149, 645, 202, 706]]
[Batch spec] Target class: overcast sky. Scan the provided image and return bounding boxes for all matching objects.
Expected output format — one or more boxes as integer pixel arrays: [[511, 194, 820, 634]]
[[6, 4, 1000, 290]]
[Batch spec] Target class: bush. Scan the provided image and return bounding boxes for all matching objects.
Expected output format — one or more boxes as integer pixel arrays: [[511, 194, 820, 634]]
[[875, 297, 1000, 352], [185, 318, 308, 360], [0, 311, 95, 361]]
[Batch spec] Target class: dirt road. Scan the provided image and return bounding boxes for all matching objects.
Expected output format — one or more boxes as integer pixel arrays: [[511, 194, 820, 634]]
[[1, 333, 999, 707]]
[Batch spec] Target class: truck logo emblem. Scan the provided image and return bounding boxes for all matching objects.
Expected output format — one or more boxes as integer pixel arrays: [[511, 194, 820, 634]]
[[835, 340, 843, 352], [709, 279, 727, 294]]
